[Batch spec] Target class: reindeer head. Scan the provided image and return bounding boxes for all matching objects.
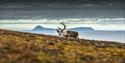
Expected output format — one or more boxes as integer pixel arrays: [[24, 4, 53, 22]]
[[57, 22, 67, 36]]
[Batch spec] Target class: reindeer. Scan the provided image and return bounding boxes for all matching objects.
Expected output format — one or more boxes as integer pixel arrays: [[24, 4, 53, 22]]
[[57, 22, 79, 39]]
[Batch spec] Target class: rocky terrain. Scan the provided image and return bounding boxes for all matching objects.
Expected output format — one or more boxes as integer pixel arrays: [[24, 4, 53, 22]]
[[0, 29, 125, 63]]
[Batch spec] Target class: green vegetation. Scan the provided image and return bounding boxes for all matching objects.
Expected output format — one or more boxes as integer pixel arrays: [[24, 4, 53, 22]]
[[0, 29, 125, 63]]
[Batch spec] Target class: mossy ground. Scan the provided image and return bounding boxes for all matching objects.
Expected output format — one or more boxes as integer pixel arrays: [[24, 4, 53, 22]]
[[0, 29, 125, 63]]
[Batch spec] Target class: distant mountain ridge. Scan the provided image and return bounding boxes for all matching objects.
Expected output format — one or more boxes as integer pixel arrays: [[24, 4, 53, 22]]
[[33, 25, 44, 31], [33, 25, 55, 31], [70, 27, 95, 31], [33, 25, 95, 31]]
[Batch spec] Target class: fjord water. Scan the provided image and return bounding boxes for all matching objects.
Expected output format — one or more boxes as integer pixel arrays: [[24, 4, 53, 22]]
[[79, 31, 125, 43], [22, 26, 125, 43]]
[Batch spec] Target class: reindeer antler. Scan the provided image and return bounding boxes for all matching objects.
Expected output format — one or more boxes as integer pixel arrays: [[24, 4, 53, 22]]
[[57, 22, 67, 34], [57, 29, 60, 33], [60, 22, 66, 32]]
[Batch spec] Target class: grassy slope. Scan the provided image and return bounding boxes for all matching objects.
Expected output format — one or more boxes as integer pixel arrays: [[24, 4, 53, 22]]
[[0, 29, 125, 63]]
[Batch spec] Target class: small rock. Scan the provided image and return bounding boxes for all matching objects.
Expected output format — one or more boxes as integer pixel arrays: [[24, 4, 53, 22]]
[[47, 41, 54, 45]]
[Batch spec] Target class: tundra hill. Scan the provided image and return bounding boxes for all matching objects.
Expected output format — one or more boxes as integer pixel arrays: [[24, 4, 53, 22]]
[[0, 29, 125, 63]]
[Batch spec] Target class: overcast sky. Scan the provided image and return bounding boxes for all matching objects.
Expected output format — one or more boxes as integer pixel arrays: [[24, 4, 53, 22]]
[[0, 0, 125, 30]]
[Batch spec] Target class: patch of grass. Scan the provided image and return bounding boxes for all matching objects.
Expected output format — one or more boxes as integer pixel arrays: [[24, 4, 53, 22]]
[[0, 29, 125, 63]]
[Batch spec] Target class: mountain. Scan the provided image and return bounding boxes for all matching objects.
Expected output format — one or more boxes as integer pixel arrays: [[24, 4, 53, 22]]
[[33, 26, 94, 32], [25, 25, 57, 35], [33, 25, 55, 31], [0, 29, 125, 63], [33, 25, 44, 31], [70, 27, 95, 32]]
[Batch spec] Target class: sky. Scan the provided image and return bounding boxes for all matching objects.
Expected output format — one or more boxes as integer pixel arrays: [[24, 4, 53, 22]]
[[0, 0, 125, 30]]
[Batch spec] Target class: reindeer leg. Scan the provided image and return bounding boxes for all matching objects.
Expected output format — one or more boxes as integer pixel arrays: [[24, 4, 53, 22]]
[[75, 36, 79, 41]]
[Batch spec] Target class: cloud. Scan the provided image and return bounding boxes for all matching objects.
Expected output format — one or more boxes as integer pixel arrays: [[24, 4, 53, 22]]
[[0, 18, 124, 24], [0, 0, 125, 3], [0, 1, 124, 20]]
